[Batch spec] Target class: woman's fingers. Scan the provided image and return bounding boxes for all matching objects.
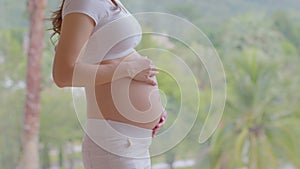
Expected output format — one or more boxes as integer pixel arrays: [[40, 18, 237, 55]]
[[138, 68, 159, 79], [131, 72, 157, 85], [150, 80, 157, 86], [150, 66, 158, 71], [145, 78, 157, 86], [143, 67, 158, 73], [148, 70, 159, 77], [145, 74, 157, 86], [127, 56, 159, 85]]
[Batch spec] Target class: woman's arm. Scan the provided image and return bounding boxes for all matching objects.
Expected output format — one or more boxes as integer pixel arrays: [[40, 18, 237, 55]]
[[52, 13, 158, 88], [152, 109, 167, 137]]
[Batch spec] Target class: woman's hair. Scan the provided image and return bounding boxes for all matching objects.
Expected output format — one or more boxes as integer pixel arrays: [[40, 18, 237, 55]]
[[49, 0, 123, 45]]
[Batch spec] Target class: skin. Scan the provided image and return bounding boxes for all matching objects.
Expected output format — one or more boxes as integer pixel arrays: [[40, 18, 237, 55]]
[[53, 13, 164, 129]]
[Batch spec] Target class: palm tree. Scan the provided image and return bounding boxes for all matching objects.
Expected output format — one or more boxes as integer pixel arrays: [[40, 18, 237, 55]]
[[208, 48, 300, 169], [200, 13, 300, 169], [18, 0, 47, 168]]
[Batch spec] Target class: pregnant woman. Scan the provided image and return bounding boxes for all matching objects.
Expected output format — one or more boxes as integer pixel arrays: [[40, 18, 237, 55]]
[[50, 0, 167, 168]]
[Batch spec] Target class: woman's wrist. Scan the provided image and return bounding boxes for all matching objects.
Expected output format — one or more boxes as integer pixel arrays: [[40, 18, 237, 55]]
[[120, 57, 159, 85], [123, 61, 135, 78], [115, 61, 132, 79]]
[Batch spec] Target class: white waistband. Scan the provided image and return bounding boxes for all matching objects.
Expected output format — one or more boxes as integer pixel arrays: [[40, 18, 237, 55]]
[[85, 118, 152, 138], [85, 118, 152, 158]]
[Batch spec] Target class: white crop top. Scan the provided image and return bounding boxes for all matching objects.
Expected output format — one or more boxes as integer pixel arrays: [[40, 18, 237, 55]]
[[62, 0, 142, 63]]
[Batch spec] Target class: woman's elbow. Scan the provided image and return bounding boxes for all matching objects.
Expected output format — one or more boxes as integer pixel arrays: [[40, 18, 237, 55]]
[[52, 72, 68, 88], [52, 66, 73, 88], [53, 75, 67, 88]]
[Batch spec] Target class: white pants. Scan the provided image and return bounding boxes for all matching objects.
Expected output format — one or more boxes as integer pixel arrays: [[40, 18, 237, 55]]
[[82, 118, 153, 169]]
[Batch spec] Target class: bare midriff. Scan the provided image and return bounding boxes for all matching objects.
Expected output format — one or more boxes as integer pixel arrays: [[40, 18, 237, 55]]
[[85, 51, 162, 129]]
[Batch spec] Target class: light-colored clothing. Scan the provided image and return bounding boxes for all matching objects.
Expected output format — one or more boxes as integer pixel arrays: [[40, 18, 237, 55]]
[[62, 0, 142, 63], [82, 118, 152, 169]]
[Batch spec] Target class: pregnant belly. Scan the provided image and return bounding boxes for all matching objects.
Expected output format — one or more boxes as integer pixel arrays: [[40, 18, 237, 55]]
[[87, 76, 163, 129]]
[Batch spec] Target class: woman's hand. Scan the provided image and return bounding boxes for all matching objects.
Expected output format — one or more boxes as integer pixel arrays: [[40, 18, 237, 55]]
[[126, 56, 159, 86], [152, 109, 167, 137]]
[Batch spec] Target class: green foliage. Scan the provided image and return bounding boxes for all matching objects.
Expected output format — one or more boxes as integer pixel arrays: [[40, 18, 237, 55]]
[[0, 29, 27, 83], [0, 28, 26, 169], [272, 11, 300, 54], [1, 1, 300, 169], [205, 13, 300, 169], [40, 86, 83, 146], [41, 143, 50, 169]]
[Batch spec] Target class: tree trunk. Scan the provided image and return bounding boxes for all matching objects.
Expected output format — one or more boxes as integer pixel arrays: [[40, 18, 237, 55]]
[[59, 145, 64, 168], [18, 0, 47, 169], [41, 143, 50, 169], [166, 151, 176, 169], [67, 140, 75, 169]]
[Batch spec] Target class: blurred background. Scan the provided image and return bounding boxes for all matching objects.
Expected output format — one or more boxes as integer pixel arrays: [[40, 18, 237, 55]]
[[0, 0, 300, 169]]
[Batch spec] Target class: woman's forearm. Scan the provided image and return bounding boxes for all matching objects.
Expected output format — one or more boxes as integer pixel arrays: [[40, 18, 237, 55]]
[[75, 61, 130, 86], [53, 61, 130, 87], [52, 53, 159, 88]]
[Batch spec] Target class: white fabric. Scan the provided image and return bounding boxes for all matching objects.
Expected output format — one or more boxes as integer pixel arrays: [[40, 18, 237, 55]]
[[62, 0, 142, 62], [82, 119, 152, 169], [85, 118, 152, 158]]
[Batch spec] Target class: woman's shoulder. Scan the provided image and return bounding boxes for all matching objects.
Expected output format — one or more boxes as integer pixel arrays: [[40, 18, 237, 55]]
[[62, 0, 108, 25], [63, 0, 108, 12]]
